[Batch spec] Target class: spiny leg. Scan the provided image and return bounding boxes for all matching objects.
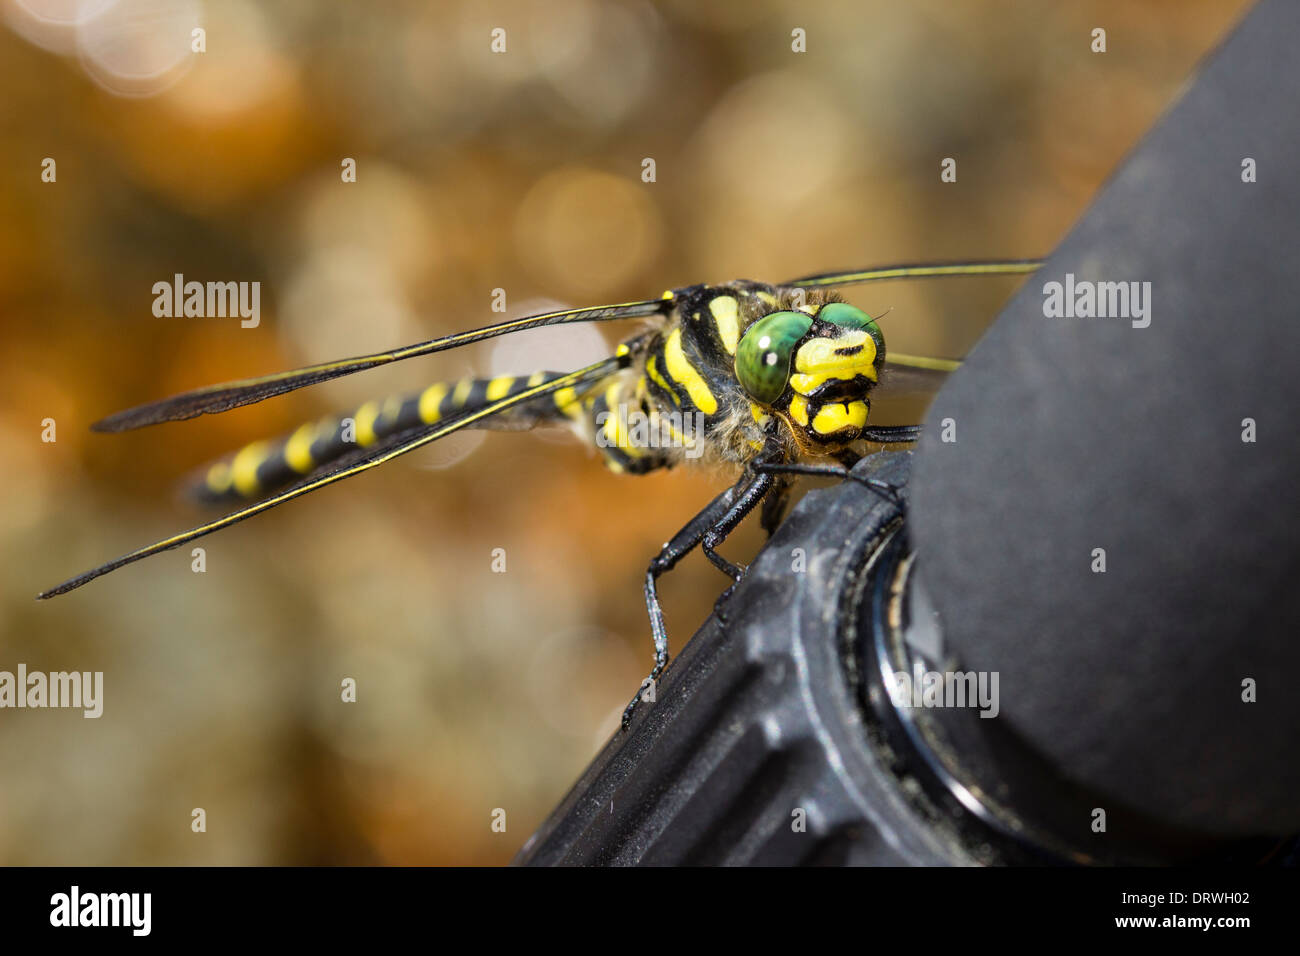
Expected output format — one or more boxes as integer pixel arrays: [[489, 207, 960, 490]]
[[701, 471, 777, 626], [759, 475, 793, 537], [624, 482, 739, 730], [751, 458, 904, 505], [844, 424, 924, 500], [701, 472, 774, 581], [622, 472, 772, 730], [861, 424, 923, 444]]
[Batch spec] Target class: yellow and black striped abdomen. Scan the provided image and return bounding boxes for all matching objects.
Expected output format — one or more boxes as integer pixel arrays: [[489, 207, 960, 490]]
[[191, 371, 578, 503]]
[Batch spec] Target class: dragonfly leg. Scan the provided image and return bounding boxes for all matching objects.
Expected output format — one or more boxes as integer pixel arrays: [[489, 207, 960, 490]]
[[701, 472, 774, 582], [751, 459, 903, 506], [759, 475, 793, 537], [702, 471, 777, 621], [622, 471, 773, 731], [861, 424, 923, 444]]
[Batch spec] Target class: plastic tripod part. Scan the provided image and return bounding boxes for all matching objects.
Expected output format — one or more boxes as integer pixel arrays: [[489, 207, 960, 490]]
[[910, 0, 1300, 838], [515, 454, 971, 866]]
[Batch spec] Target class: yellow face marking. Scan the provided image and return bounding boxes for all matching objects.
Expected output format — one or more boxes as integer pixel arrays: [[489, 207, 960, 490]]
[[812, 400, 869, 436], [206, 461, 233, 494], [790, 331, 878, 395], [749, 402, 771, 426], [452, 378, 473, 407], [757, 291, 777, 308], [709, 296, 740, 355], [284, 423, 318, 474], [419, 383, 448, 423], [664, 328, 718, 415], [788, 394, 809, 427], [485, 376, 514, 402], [354, 401, 381, 447], [231, 440, 272, 496], [645, 356, 680, 406]]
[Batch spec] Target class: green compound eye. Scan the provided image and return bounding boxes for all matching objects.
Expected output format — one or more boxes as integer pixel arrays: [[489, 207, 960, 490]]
[[818, 302, 883, 348], [735, 310, 813, 404]]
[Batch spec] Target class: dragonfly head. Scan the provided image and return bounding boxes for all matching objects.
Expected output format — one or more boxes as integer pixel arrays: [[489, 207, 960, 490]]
[[735, 300, 885, 445]]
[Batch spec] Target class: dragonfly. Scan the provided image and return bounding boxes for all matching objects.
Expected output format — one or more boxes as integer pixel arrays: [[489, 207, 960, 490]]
[[39, 259, 1041, 729]]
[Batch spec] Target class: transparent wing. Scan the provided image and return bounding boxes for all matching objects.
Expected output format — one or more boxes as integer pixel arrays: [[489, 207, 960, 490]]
[[40, 357, 621, 598], [782, 259, 1042, 289], [92, 300, 664, 432], [874, 353, 960, 402]]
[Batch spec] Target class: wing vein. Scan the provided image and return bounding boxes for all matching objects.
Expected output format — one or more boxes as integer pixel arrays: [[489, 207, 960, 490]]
[[40, 357, 620, 598], [783, 259, 1042, 288], [92, 300, 663, 432]]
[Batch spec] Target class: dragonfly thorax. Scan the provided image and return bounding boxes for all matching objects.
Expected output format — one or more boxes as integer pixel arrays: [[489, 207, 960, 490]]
[[631, 281, 890, 466]]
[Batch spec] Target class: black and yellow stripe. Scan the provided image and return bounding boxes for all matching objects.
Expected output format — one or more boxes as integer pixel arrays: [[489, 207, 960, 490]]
[[641, 285, 744, 428], [582, 377, 671, 475], [192, 371, 582, 503], [40, 259, 1045, 601], [91, 300, 666, 433], [40, 358, 623, 599], [637, 281, 780, 445]]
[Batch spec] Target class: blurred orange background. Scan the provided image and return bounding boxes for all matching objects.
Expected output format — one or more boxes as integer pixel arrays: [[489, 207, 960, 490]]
[[0, 0, 1249, 864]]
